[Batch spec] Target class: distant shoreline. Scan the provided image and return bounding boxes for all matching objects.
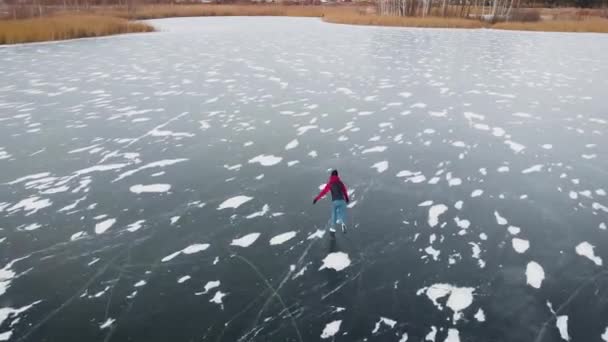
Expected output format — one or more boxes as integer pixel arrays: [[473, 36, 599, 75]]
[[1, 4, 607, 45]]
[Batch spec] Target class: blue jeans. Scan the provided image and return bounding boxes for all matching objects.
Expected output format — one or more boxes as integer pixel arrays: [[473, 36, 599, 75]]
[[331, 200, 347, 227]]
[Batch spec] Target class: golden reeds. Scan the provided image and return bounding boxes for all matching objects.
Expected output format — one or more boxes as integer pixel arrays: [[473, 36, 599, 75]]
[[0, 14, 153, 45], [493, 17, 608, 33], [323, 13, 486, 29]]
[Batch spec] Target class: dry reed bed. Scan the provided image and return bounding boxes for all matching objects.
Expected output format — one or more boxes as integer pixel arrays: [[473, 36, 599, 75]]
[[106, 4, 343, 20], [0, 15, 152, 44], [323, 11, 608, 32], [323, 13, 486, 29], [494, 18, 608, 33]]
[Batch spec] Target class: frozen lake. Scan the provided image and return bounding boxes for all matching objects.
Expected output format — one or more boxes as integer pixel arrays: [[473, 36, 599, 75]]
[[1, 16, 607, 342]]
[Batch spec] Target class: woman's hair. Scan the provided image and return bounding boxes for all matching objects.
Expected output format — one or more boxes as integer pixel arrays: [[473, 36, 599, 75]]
[[331, 170, 338, 176]]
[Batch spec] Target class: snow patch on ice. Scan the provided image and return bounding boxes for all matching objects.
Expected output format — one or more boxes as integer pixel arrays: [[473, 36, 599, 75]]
[[418, 284, 475, 322], [285, 139, 299, 150], [425, 326, 437, 342], [471, 189, 483, 198], [126, 220, 145, 232], [522, 164, 543, 174], [99, 318, 115, 330], [505, 140, 525, 153], [129, 184, 171, 194], [201, 280, 220, 294], [231, 233, 260, 248], [512, 238, 530, 253], [209, 291, 227, 309], [372, 317, 397, 334], [474, 308, 486, 322], [269, 231, 297, 245], [320, 252, 350, 271], [218, 196, 253, 210], [372, 161, 389, 173], [95, 218, 116, 234], [445, 329, 460, 342], [248, 154, 282, 166], [362, 146, 387, 154], [177, 275, 191, 283], [494, 211, 508, 225], [307, 229, 325, 240], [7, 196, 52, 215], [575, 242, 602, 266], [526, 261, 545, 289], [321, 320, 342, 339], [428, 204, 448, 227], [556, 315, 570, 341], [161, 243, 209, 262]]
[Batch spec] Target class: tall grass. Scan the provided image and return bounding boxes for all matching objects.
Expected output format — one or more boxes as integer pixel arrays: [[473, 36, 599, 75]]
[[0, 15, 153, 45], [102, 4, 347, 20], [323, 13, 486, 29], [493, 17, 608, 33]]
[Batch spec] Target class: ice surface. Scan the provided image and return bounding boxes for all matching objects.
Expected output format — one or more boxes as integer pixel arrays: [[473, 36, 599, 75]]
[[2, 17, 607, 342], [114, 159, 187, 181]]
